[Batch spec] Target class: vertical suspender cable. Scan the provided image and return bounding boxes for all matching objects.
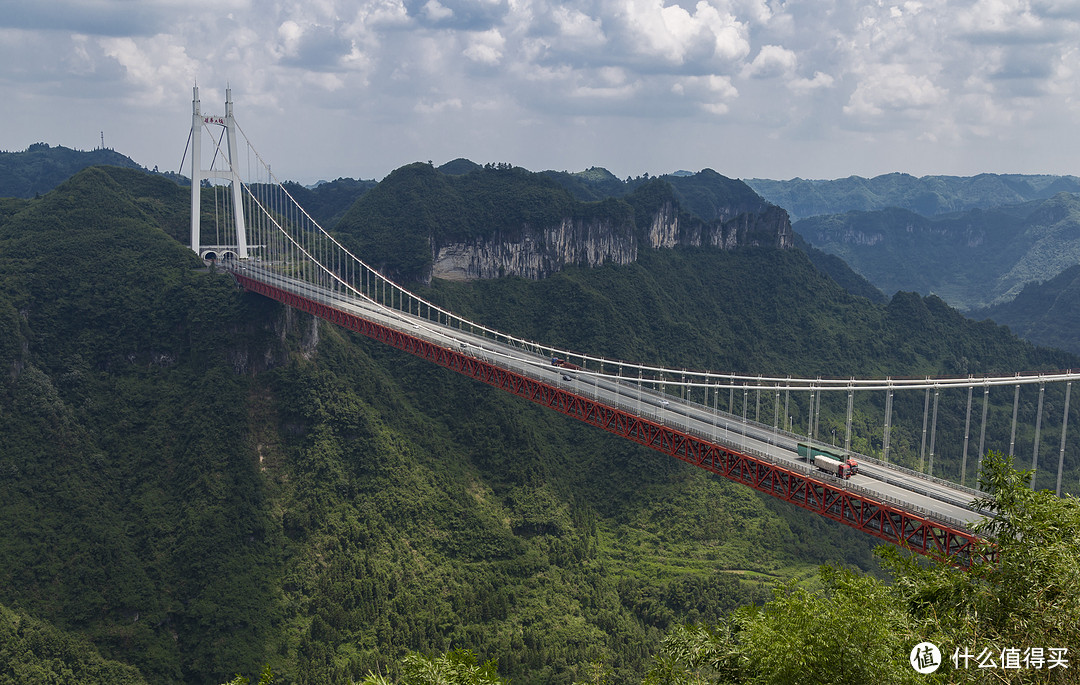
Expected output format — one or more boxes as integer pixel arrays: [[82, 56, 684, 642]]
[[961, 386, 973, 486], [1057, 380, 1071, 497], [845, 383, 854, 452], [813, 380, 821, 440], [882, 383, 894, 464], [784, 383, 790, 432], [755, 379, 761, 422], [977, 384, 989, 489], [1010, 383, 1020, 456], [742, 383, 748, 428], [928, 386, 939, 477], [919, 385, 930, 472], [1032, 381, 1045, 488], [773, 388, 780, 438]]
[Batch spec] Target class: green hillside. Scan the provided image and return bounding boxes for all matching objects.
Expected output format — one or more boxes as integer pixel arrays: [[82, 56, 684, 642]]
[[794, 193, 1080, 310], [975, 264, 1080, 356], [333, 162, 635, 280], [2, 165, 1078, 684], [0, 143, 146, 198]]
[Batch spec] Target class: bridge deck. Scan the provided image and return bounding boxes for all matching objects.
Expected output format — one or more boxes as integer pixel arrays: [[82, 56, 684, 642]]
[[230, 263, 986, 561]]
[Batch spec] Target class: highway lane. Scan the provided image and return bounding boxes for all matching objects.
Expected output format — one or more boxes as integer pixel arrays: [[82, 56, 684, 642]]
[[233, 263, 987, 531]]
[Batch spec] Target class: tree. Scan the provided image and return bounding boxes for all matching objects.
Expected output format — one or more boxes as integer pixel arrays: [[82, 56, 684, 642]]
[[645, 569, 920, 685], [359, 650, 506, 685], [883, 450, 1080, 683], [647, 450, 1080, 684], [219, 665, 273, 685]]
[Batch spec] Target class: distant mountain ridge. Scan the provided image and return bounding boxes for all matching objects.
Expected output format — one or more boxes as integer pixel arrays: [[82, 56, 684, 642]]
[[0, 143, 146, 198], [794, 192, 1080, 311], [974, 265, 1080, 356], [746, 172, 1080, 221], [0, 146, 923, 304]]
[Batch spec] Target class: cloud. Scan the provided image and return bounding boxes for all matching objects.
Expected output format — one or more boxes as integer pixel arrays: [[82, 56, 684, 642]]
[[406, 0, 508, 29], [844, 64, 945, 118], [3, 0, 1080, 182], [788, 71, 834, 93], [0, 0, 248, 36], [99, 35, 199, 105], [745, 44, 796, 78], [609, 0, 751, 68], [275, 21, 354, 69], [463, 28, 505, 64], [415, 96, 463, 112], [423, 0, 453, 22]]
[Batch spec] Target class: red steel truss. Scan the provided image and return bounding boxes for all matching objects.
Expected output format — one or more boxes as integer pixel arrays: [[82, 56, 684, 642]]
[[235, 273, 982, 563]]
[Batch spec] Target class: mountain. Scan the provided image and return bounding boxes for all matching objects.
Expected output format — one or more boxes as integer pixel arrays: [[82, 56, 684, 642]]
[[791, 233, 887, 304], [0, 142, 146, 198], [746, 172, 1080, 222], [974, 264, 1080, 356], [793, 192, 1080, 311], [280, 177, 377, 228], [334, 163, 792, 283], [3, 164, 1077, 684], [0, 602, 148, 684]]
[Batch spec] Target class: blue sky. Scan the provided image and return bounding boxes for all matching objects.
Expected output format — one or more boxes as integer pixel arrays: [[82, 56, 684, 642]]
[[2, 0, 1079, 184]]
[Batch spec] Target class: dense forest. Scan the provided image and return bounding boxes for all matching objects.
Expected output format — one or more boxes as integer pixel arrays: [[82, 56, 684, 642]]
[[0, 143, 149, 198], [974, 265, 1080, 356], [1, 163, 1078, 684], [793, 193, 1080, 311]]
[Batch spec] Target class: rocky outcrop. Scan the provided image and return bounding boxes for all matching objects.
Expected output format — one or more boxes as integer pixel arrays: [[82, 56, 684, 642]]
[[647, 202, 793, 251], [432, 217, 637, 281], [430, 202, 794, 282]]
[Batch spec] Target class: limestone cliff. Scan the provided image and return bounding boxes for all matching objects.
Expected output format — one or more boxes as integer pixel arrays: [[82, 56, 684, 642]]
[[432, 216, 637, 281], [430, 201, 793, 282], [335, 162, 795, 284]]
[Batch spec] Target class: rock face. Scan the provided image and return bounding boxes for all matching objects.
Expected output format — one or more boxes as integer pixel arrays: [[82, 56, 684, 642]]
[[432, 216, 637, 281], [431, 202, 793, 282]]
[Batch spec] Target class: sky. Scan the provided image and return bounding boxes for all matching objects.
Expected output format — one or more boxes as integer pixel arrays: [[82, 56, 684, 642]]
[[2, 0, 1080, 184]]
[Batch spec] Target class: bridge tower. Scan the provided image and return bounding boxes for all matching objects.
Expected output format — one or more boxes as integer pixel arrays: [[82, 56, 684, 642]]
[[189, 84, 248, 259]]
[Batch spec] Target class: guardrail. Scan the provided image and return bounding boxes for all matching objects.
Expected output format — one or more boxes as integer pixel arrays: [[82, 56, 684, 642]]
[[233, 263, 986, 536]]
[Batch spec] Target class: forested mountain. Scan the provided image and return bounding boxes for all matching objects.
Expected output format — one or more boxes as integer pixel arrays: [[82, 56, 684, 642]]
[[746, 172, 1080, 221], [974, 264, 1080, 356], [0, 143, 146, 198], [791, 233, 887, 304], [2, 164, 1077, 684], [333, 163, 790, 283], [793, 192, 1080, 311], [281, 178, 378, 229]]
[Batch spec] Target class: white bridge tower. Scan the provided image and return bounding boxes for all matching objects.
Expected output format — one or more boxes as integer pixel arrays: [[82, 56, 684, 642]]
[[190, 85, 248, 259]]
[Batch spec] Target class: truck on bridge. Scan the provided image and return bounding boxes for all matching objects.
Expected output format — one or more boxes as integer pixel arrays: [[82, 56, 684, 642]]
[[551, 356, 581, 370], [797, 442, 858, 480]]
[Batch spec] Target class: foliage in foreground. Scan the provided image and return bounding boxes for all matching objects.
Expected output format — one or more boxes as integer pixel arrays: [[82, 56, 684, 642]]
[[219, 665, 274, 685], [646, 449, 1080, 685], [373, 451, 1080, 685], [0, 602, 149, 685], [359, 650, 505, 685]]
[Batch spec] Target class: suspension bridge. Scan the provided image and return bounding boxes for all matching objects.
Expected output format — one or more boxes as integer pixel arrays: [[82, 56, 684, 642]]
[[186, 86, 1080, 563]]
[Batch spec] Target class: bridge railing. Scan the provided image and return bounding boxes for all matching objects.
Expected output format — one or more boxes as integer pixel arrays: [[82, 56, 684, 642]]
[[223, 127, 1079, 500], [433, 311, 982, 532]]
